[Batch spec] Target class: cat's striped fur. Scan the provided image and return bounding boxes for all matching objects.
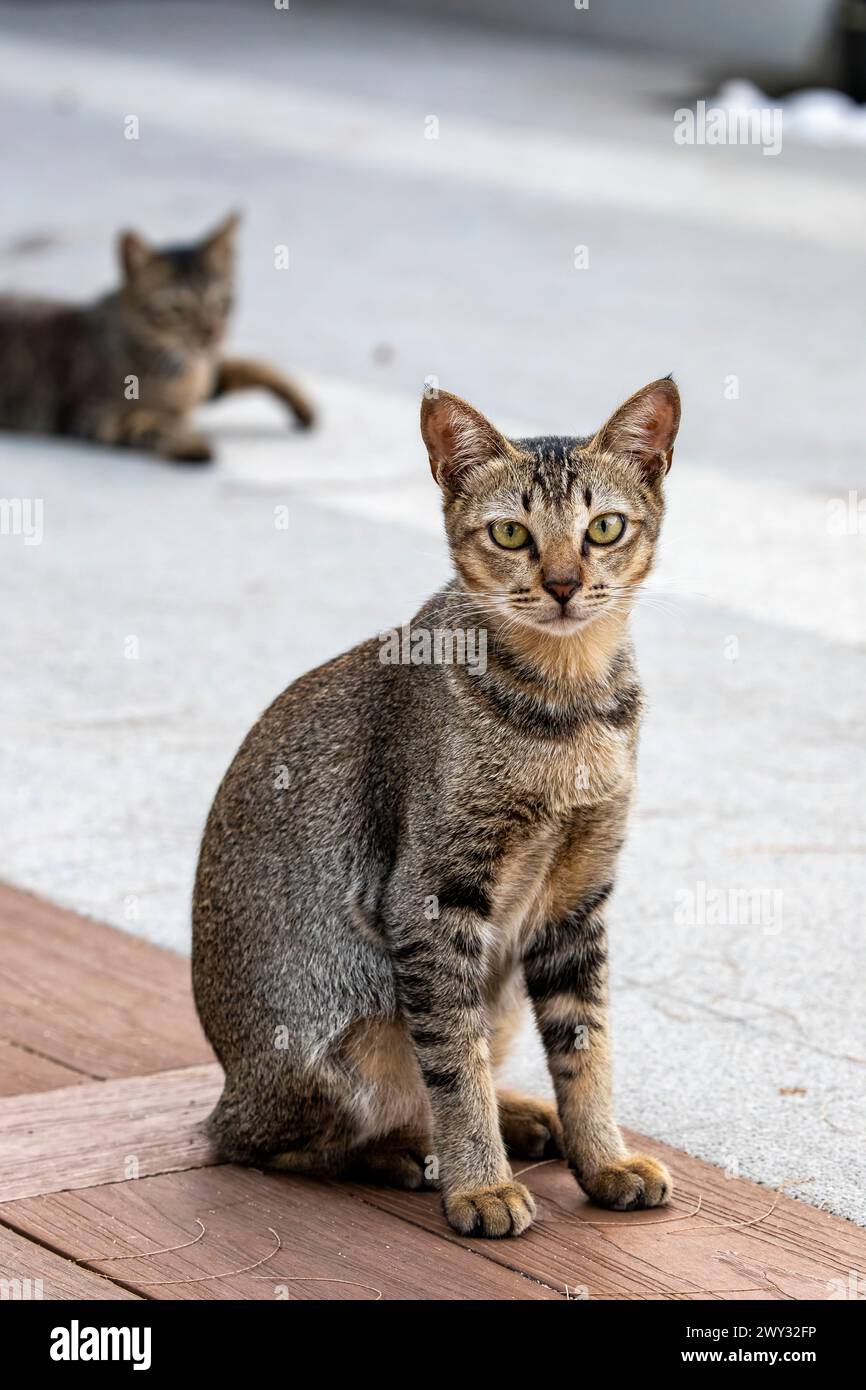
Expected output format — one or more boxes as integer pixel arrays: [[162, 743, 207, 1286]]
[[192, 377, 680, 1236], [0, 213, 313, 462]]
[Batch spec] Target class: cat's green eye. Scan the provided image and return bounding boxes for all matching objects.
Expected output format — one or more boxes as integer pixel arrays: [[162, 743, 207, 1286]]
[[586, 513, 625, 546], [489, 520, 531, 550]]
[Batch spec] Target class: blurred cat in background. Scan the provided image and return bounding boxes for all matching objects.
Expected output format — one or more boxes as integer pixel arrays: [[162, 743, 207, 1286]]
[[0, 212, 314, 462]]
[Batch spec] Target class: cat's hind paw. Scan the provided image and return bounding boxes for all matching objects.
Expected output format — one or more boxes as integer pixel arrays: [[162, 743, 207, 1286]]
[[444, 1179, 536, 1238], [498, 1090, 563, 1160], [347, 1147, 432, 1191], [578, 1154, 672, 1211]]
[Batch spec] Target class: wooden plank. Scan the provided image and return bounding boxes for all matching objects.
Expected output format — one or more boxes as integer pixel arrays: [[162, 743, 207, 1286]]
[[8, 1054, 856, 1299], [0, 1065, 222, 1202], [339, 1131, 866, 1301], [0, 1223, 140, 1301], [337, 1128, 866, 1301], [1, 883, 862, 1301], [1, 1165, 562, 1301], [0, 1041, 88, 1096], [0, 882, 213, 1078]]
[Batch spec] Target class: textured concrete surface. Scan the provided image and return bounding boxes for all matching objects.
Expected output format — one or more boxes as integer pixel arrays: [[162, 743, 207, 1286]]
[[0, 3, 864, 1224]]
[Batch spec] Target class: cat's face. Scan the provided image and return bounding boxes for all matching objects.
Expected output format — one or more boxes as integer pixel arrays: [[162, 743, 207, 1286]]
[[116, 212, 238, 354], [421, 380, 680, 637]]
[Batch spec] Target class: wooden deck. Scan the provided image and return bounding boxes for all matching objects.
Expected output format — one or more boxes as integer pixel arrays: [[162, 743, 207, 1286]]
[[0, 882, 863, 1301]]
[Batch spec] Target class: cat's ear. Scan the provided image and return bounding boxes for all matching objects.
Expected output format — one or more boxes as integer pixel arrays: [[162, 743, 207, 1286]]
[[203, 210, 241, 267], [589, 377, 681, 477], [118, 230, 153, 281], [421, 390, 512, 491]]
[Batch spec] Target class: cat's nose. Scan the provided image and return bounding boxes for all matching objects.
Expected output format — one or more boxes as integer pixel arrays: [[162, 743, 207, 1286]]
[[543, 576, 580, 605]]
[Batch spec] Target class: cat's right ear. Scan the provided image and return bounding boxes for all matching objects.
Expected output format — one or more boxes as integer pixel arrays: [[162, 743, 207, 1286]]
[[202, 210, 241, 268], [118, 230, 153, 281], [421, 390, 512, 491]]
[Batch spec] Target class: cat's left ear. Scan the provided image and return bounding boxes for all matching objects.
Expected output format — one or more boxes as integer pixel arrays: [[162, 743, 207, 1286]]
[[203, 210, 241, 266], [589, 377, 681, 478], [421, 390, 513, 491]]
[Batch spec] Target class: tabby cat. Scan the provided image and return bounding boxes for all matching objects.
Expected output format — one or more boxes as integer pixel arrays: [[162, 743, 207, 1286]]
[[0, 213, 314, 462], [193, 377, 679, 1237]]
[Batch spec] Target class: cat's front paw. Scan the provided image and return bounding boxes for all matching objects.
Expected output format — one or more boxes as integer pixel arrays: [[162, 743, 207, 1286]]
[[578, 1154, 672, 1211], [165, 433, 214, 464], [444, 1180, 536, 1238]]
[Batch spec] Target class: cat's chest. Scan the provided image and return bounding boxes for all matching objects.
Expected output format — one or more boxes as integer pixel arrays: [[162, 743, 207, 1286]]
[[482, 820, 573, 992], [521, 720, 635, 815], [454, 661, 639, 817], [482, 734, 635, 980], [139, 353, 215, 412]]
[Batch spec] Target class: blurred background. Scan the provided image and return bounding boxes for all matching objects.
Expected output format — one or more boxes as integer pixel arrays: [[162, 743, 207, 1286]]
[[0, 1, 864, 1222]]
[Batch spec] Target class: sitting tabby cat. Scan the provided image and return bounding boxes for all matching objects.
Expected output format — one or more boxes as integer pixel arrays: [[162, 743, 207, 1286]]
[[193, 376, 679, 1237], [0, 213, 314, 462]]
